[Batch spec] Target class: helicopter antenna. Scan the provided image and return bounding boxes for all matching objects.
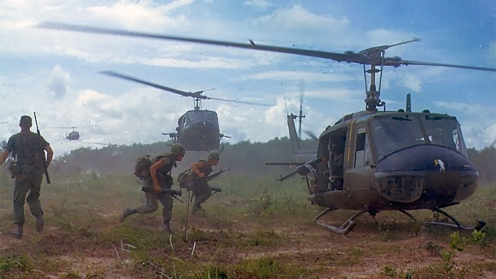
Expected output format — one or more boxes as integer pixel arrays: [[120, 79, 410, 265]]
[[298, 79, 306, 139], [406, 93, 412, 112]]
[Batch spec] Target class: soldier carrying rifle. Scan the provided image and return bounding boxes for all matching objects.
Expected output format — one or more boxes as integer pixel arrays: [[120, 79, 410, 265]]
[[0, 115, 53, 239], [178, 152, 225, 214], [120, 143, 186, 234]]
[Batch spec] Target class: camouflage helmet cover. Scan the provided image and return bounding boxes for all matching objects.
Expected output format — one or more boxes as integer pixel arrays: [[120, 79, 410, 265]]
[[170, 143, 186, 155], [207, 152, 220, 161]]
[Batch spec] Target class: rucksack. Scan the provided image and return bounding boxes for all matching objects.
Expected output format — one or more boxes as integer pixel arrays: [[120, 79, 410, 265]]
[[177, 168, 191, 188], [134, 155, 151, 179]]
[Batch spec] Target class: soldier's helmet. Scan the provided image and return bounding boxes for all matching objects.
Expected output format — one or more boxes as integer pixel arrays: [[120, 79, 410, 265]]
[[170, 143, 186, 155], [208, 152, 220, 161]]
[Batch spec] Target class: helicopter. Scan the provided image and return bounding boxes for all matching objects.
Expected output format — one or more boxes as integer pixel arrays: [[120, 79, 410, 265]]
[[48, 126, 80, 141], [99, 70, 272, 153], [266, 80, 317, 166], [36, 22, 496, 235]]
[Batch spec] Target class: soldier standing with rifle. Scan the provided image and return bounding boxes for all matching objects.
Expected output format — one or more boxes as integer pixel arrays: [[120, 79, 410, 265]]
[[0, 114, 53, 239]]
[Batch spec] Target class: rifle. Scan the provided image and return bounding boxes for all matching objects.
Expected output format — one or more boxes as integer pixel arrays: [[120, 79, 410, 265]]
[[181, 168, 231, 190], [34, 112, 50, 184], [277, 158, 322, 182], [141, 187, 184, 203], [204, 168, 231, 183]]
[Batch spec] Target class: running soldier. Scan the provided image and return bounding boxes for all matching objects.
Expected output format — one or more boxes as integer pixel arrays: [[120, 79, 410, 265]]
[[0, 115, 54, 239], [120, 143, 186, 234]]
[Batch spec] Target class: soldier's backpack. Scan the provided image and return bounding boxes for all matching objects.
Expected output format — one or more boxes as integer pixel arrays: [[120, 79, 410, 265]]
[[177, 168, 191, 188], [134, 155, 151, 179]]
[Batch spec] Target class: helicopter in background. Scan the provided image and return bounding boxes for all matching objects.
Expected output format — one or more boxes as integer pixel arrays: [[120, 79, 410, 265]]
[[37, 22, 496, 235], [266, 80, 317, 166], [49, 126, 80, 141], [100, 71, 271, 153]]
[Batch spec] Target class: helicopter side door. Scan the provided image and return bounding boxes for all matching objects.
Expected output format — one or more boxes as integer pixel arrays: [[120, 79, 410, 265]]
[[344, 122, 374, 191]]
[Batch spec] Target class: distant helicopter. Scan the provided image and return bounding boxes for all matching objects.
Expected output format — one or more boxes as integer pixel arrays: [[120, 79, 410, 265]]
[[266, 80, 317, 166], [99, 70, 271, 153], [49, 126, 80, 141], [37, 22, 496, 235]]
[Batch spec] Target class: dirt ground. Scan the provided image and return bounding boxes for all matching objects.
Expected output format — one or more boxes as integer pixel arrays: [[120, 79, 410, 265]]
[[1, 207, 495, 279]]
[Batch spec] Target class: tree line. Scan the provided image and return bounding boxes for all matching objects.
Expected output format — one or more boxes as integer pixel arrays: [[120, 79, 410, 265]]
[[1, 138, 494, 185]]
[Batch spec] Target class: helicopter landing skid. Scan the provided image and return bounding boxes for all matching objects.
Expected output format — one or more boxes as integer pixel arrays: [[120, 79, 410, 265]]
[[426, 208, 486, 231], [313, 208, 367, 235]]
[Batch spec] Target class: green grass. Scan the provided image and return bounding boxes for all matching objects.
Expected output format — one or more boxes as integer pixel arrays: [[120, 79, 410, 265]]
[[1, 170, 496, 278]]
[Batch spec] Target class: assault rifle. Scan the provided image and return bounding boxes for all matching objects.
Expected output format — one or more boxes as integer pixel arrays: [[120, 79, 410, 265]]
[[141, 187, 184, 203], [182, 168, 230, 192], [34, 112, 50, 184], [277, 158, 322, 182], [205, 168, 231, 183]]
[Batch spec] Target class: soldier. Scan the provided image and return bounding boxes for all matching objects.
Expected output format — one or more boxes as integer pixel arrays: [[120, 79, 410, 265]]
[[186, 152, 220, 213], [0, 115, 54, 239], [120, 143, 186, 234]]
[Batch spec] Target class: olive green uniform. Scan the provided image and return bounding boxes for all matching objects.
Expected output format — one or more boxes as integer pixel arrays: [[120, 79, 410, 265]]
[[5, 131, 49, 226], [187, 160, 213, 211], [137, 155, 176, 221]]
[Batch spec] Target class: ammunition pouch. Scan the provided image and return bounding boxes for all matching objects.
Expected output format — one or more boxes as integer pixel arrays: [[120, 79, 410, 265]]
[[9, 161, 20, 179]]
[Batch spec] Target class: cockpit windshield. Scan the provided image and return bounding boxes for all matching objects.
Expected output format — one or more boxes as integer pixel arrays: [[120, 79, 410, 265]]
[[183, 110, 218, 126], [370, 115, 467, 161]]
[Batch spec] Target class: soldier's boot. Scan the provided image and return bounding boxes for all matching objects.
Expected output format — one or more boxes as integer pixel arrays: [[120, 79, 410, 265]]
[[162, 219, 175, 235], [36, 215, 44, 233], [10, 225, 23, 240], [120, 208, 137, 223], [192, 203, 203, 214]]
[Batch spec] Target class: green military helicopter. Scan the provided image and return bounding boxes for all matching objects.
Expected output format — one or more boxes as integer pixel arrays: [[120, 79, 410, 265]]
[[36, 22, 496, 235]]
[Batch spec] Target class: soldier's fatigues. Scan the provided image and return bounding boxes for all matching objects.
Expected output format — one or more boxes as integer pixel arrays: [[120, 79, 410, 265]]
[[121, 154, 177, 227], [187, 160, 213, 212], [5, 131, 49, 227], [137, 154, 176, 221]]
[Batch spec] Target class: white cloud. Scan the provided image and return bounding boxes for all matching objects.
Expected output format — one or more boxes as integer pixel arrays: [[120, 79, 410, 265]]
[[252, 5, 349, 34], [48, 65, 71, 99], [243, 0, 271, 9], [86, 0, 192, 31]]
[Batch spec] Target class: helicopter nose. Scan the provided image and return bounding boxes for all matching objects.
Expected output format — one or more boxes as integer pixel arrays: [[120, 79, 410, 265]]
[[374, 145, 478, 206]]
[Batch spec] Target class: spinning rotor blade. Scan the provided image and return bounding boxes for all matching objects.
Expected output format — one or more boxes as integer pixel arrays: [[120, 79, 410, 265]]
[[100, 71, 202, 98], [304, 130, 318, 141], [37, 22, 496, 72], [0, 121, 7, 124], [48, 126, 77, 129], [386, 59, 496, 72], [206, 96, 272, 107]]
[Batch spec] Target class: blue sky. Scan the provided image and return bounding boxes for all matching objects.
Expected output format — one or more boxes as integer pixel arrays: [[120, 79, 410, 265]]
[[0, 0, 495, 156]]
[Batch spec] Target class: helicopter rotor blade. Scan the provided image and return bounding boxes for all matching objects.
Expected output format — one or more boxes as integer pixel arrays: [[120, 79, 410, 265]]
[[100, 71, 202, 98], [387, 59, 496, 72], [36, 22, 496, 72], [36, 22, 363, 63], [206, 96, 273, 107], [358, 38, 421, 55], [304, 130, 318, 141], [0, 121, 8, 124], [48, 126, 77, 129]]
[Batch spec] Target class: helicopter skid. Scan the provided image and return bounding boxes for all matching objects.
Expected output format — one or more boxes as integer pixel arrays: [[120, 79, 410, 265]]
[[425, 208, 486, 231], [313, 209, 367, 235]]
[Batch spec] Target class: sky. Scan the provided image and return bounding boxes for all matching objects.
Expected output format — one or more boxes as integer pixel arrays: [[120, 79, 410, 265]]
[[0, 0, 495, 157]]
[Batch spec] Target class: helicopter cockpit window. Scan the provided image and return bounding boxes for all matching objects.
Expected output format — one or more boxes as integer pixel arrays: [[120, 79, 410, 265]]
[[184, 110, 219, 125], [370, 116, 424, 161], [422, 117, 467, 156]]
